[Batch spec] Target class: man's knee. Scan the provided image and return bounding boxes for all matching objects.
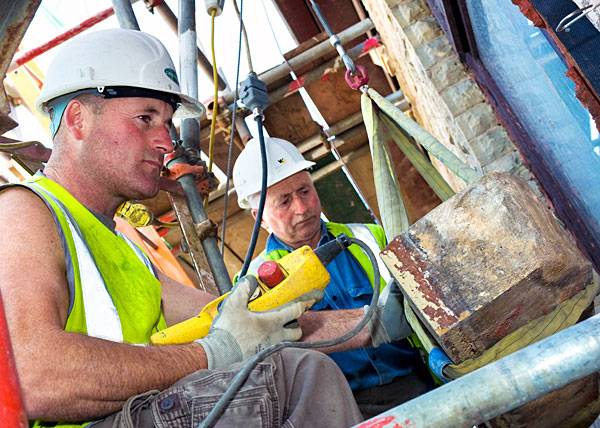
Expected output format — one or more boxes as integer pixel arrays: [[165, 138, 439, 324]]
[[279, 348, 337, 368], [277, 348, 348, 383]]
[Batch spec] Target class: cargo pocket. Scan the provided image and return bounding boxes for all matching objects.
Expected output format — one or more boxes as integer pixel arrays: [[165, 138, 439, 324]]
[[153, 362, 278, 428], [152, 387, 192, 428], [192, 390, 273, 428]]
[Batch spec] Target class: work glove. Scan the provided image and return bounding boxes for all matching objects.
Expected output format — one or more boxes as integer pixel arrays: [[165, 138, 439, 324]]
[[196, 275, 314, 370], [428, 346, 453, 383], [367, 280, 413, 347]]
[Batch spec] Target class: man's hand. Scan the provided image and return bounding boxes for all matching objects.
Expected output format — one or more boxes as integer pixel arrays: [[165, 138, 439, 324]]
[[368, 280, 413, 347], [197, 275, 313, 370]]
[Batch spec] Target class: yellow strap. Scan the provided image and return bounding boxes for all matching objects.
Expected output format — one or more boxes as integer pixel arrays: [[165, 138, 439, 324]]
[[361, 92, 438, 353], [446, 273, 600, 378]]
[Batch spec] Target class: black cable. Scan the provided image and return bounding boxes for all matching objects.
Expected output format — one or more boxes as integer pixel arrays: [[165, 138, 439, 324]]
[[309, 0, 335, 37], [220, 0, 245, 255], [198, 236, 381, 428], [237, 115, 268, 279]]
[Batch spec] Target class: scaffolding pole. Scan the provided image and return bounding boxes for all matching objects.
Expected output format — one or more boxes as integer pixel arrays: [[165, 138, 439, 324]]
[[222, 18, 375, 105], [111, 0, 140, 30], [0, 293, 27, 427], [148, 0, 228, 90], [356, 313, 600, 428], [177, 0, 232, 294]]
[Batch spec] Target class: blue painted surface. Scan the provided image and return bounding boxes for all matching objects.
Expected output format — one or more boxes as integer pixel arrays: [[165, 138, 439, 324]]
[[467, 0, 600, 237]]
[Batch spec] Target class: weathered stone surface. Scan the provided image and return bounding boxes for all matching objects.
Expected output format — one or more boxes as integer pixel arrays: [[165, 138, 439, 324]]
[[468, 126, 512, 166], [391, 0, 429, 27], [404, 16, 442, 45], [380, 172, 592, 363], [362, 0, 536, 184], [455, 103, 498, 140], [441, 79, 485, 116], [427, 56, 467, 91], [414, 35, 453, 70]]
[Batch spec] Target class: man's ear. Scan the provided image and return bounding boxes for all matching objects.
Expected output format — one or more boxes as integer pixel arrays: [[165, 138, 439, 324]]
[[62, 100, 86, 140], [250, 208, 271, 233]]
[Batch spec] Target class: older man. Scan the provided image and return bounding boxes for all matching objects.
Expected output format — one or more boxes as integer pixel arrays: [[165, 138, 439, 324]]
[[0, 29, 363, 428], [233, 137, 433, 417]]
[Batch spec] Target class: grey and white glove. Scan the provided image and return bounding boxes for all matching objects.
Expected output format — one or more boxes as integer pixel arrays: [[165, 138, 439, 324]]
[[367, 279, 413, 347], [197, 275, 313, 370]]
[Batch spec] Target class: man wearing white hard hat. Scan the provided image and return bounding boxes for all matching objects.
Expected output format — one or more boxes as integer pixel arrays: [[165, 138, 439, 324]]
[[233, 137, 433, 417], [0, 29, 362, 427]]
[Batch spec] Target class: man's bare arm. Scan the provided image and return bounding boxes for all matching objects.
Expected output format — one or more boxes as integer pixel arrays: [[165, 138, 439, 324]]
[[0, 189, 208, 422], [298, 308, 372, 353], [158, 270, 216, 326]]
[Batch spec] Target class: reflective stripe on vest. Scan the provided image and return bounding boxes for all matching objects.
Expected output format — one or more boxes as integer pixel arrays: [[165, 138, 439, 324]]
[[30, 182, 125, 342], [346, 223, 392, 285]]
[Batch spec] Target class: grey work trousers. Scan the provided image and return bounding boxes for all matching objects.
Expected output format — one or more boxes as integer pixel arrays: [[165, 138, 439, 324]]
[[92, 349, 363, 428]]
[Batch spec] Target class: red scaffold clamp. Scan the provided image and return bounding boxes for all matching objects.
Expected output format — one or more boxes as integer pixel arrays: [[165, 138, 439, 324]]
[[161, 152, 220, 197], [345, 64, 369, 91]]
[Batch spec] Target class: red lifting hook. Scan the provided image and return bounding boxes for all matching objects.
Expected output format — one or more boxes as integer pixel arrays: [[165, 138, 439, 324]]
[[345, 64, 369, 90]]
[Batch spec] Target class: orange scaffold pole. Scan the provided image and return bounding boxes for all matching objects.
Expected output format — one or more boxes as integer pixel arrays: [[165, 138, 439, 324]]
[[0, 292, 27, 426]]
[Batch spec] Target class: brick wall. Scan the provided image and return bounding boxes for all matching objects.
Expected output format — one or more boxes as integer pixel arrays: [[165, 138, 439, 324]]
[[362, 0, 534, 192]]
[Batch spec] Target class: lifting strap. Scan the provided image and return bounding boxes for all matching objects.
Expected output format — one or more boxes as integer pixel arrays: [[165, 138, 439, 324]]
[[362, 87, 599, 376]]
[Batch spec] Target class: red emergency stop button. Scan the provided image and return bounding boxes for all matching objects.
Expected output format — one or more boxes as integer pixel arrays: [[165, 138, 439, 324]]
[[257, 261, 286, 288]]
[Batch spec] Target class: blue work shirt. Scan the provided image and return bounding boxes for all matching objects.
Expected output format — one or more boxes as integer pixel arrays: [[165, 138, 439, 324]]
[[267, 221, 421, 391]]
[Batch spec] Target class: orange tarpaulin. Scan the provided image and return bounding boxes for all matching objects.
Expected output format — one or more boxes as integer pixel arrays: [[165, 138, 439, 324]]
[[115, 217, 195, 288]]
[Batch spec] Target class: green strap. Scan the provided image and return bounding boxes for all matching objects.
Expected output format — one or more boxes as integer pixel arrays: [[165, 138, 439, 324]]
[[362, 94, 411, 233], [367, 88, 480, 186], [380, 114, 455, 201], [361, 92, 439, 354]]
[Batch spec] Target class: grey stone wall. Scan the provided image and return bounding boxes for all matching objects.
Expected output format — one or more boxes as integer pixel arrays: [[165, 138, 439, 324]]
[[362, 0, 534, 192]]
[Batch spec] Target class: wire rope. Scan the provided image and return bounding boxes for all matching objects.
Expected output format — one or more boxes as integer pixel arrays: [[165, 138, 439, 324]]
[[220, 0, 247, 255]]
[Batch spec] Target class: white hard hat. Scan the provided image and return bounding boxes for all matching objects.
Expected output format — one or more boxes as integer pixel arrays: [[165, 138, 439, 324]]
[[233, 137, 315, 209], [36, 28, 204, 119]]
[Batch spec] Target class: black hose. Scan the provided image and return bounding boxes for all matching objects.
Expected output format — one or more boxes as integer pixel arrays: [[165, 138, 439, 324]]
[[198, 236, 381, 428], [237, 115, 268, 279]]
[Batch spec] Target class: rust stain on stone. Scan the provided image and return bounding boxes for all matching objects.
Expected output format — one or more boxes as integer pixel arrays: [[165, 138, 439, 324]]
[[422, 305, 458, 331], [386, 234, 459, 330], [491, 304, 523, 339]]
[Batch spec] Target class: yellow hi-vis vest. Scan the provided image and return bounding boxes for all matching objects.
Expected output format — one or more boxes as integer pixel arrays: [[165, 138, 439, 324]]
[[3, 175, 167, 428]]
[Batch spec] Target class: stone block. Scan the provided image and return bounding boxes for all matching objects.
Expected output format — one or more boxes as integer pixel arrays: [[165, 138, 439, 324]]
[[468, 126, 512, 166], [404, 16, 443, 45], [481, 150, 521, 174], [414, 35, 453, 69], [455, 103, 497, 140], [392, 0, 429, 28], [380, 172, 592, 363], [427, 56, 468, 90], [441, 78, 485, 116]]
